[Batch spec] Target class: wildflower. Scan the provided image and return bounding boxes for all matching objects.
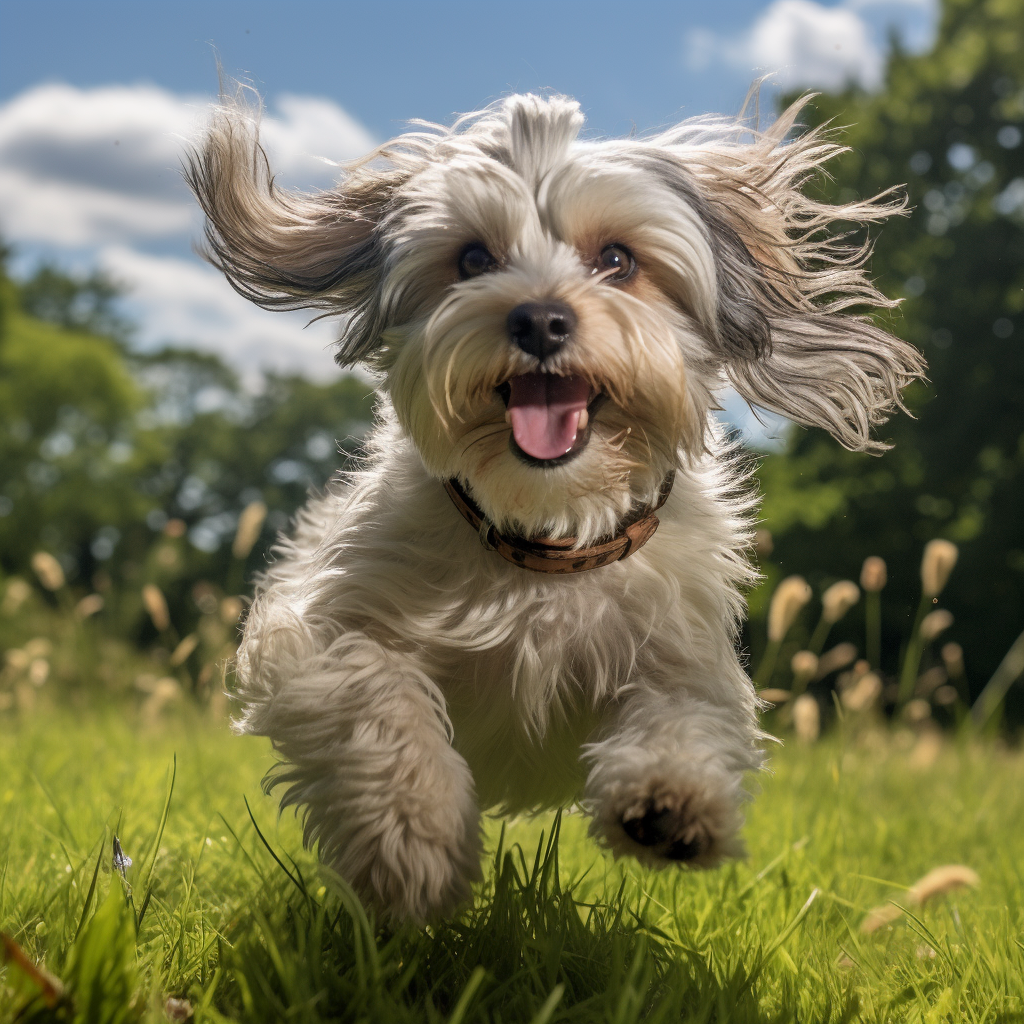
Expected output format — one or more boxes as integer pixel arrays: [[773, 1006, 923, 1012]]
[[921, 539, 958, 598], [74, 594, 104, 619], [821, 581, 860, 623], [232, 501, 268, 559], [920, 609, 954, 642], [860, 556, 887, 592], [767, 576, 812, 642], [30, 552, 65, 591], [793, 694, 820, 743], [28, 660, 49, 687], [791, 650, 818, 687], [759, 688, 791, 705], [142, 584, 171, 632]]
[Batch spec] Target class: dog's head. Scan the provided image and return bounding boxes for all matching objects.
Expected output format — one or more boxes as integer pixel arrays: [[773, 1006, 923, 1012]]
[[188, 92, 923, 542]]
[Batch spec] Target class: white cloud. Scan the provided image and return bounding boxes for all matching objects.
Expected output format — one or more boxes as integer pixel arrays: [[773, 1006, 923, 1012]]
[[0, 83, 201, 246], [0, 82, 376, 377], [686, 0, 884, 92], [261, 94, 377, 181], [0, 82, 376, 248], [99, 246, 344, 381]]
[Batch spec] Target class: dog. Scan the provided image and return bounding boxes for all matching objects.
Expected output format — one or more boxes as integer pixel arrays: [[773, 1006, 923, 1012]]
[[187, 91, 923, 924]]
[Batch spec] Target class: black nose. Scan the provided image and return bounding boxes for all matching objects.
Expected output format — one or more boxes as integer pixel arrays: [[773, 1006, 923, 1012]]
[[506, 301, 577, 361]]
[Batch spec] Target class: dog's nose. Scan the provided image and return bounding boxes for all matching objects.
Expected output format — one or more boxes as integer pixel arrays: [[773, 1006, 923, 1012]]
[[506, 302, 577, 361]]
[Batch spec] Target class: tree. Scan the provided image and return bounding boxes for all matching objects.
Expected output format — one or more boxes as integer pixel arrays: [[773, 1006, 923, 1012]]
[[758, 0, 1024, 700], [0, 251, 374, 643]]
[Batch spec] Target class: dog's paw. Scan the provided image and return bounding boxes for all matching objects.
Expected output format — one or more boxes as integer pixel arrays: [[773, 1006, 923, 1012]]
[[357, 821, 483, 925], [591, 768, 745, 868]]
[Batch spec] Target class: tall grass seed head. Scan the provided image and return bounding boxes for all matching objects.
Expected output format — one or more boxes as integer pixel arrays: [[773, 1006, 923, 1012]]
[[920, 608, 954, 642], [1, 577, 32, 614], [141, 583, 171, 633], [941, 641, 964, 676], [903, 698, 932, 724], [816, 642, 858, 678], [821, 580, 860, 623], [860, 555, 887, 592], [862, 864, 979, 933], [909, 864, 979, 903], [232, 501, 268, 560], [220, 596, 243, 626], [31, 552, 65, 591], [791, 650, 819, 685], [842, 671, 882, 711], [170, 633, 200, 667], [921, 539, 958, 598], [768, 575, 812, 643], [792, 693, 820, 743], [74, 594, 104, 619]]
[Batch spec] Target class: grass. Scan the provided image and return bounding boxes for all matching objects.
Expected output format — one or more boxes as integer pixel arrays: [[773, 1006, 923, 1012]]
[[1, 710, 1023, 1024]]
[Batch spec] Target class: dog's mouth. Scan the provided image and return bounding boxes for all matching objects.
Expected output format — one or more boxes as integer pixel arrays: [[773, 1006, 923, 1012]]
[[497, 373, 603, 467]]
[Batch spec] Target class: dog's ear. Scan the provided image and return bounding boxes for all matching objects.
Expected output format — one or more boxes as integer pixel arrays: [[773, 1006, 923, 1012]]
[[659, 97, 926, 452], [186, 102, 399, 365]]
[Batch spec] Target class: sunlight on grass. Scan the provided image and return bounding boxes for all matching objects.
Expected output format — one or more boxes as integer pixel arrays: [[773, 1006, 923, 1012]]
[[1, 712, 1022, 1022]]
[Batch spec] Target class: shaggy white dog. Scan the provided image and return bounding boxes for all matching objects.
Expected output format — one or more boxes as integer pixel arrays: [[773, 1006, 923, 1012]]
[[187, 92, 922, 923]]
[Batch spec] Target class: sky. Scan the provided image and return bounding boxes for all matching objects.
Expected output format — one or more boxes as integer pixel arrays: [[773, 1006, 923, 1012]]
[[0, 0, 938, 437]]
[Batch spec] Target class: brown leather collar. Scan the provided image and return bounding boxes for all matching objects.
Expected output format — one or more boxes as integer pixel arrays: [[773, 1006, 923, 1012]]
[[443, 472, 675, 574]]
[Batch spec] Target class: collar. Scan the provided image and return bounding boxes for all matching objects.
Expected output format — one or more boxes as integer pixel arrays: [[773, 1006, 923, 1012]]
[[443, 471, 675, 574]]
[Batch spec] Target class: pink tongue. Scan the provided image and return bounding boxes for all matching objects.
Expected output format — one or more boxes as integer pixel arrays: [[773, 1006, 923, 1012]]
[[507, 373, 590, 460]]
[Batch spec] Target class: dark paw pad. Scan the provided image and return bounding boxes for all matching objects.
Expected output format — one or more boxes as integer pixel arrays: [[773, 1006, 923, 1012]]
[[666, 835, 706, 862], [620, 799, 711, 863], [622, 806, 675, 847]]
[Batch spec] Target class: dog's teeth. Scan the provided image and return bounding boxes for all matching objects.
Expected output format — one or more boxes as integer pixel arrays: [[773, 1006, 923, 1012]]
[[578, 409, 589, 430], [504, 409, 512, 424]]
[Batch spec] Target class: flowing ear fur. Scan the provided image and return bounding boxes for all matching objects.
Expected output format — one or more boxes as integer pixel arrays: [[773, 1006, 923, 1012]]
[[185, 97, 401, 365], [663, 96, 926, 452]]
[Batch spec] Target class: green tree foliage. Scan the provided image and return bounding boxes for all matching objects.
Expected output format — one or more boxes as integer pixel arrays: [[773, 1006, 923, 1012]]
[[0, 250, 373, 642], [17, 262, 133, 342], [758, 0, 1024, 694]]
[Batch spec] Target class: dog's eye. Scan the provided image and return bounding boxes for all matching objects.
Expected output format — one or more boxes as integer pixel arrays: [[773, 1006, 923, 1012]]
[[596, 244, 636, 282], [458, 243, 498, 280]]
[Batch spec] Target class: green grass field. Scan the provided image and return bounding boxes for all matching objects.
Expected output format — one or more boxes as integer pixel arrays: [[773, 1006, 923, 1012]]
[[1, 711, 1022, 1023]]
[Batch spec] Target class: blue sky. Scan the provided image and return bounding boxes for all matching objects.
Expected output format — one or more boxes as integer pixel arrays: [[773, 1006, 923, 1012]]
[[0, 0, 937, 434], [1, 1, 937, 140]]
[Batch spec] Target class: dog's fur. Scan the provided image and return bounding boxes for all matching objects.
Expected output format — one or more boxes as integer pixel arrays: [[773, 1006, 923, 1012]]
[[187, 92, 923, 923]]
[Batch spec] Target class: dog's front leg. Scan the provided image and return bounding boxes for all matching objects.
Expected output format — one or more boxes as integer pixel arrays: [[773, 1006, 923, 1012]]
[[582, 679, 761, 867], [244, 632, 481, 923]]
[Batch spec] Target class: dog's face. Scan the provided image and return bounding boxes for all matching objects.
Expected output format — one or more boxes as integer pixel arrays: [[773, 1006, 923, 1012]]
[[380, 101, 735, 540], [189, 93, 924, 541]]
